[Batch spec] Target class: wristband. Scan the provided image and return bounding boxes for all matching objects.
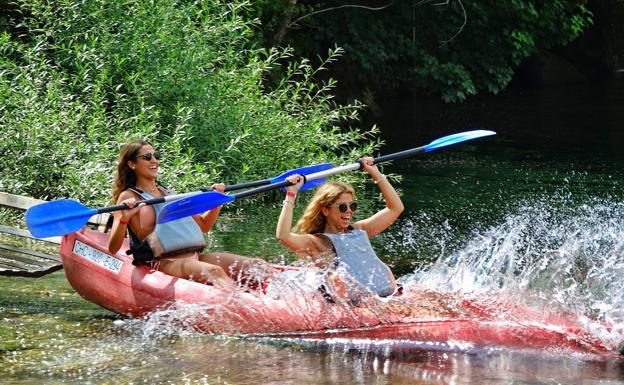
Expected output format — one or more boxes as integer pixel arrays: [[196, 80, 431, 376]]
[[119, 218, 130, 225], [286, 191, 297, 198], [373, 174, 387, 184]]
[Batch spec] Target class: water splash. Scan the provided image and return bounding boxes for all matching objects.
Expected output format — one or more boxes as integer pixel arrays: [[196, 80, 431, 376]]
[[405, 195, 624, 348], [54, 193, 624, 355], [121, 192, 624, 354]]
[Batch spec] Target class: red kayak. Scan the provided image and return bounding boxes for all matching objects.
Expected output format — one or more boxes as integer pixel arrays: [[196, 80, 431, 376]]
[[60, 228, 620, 356]]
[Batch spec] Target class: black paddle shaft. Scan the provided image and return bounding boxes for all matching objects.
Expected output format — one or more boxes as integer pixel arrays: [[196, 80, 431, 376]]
[[232, 145, 430, 202], [232, 178, 306, 200], [224, 178, 272, 192], [94, 178, 273, 215], [95, 197, 166, 214], [106, 147, 429, 214], [372, 146, 426, 164]]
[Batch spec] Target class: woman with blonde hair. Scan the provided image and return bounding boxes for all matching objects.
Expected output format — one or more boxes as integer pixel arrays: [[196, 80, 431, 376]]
[[108, 140, 270, 289], [275, 157, 404, 297]]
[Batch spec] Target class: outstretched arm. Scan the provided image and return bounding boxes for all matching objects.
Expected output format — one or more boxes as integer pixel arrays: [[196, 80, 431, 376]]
[[353, 156, 404, 237]]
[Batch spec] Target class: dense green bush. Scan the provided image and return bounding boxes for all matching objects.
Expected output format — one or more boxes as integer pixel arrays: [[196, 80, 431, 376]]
[[0, 0, 380, 206], [247, 1, 593, 102]]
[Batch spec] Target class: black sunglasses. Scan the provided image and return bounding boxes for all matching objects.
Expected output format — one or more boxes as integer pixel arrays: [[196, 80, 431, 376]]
[[136, 152, 161, 161], [328, 201, 358, 213]]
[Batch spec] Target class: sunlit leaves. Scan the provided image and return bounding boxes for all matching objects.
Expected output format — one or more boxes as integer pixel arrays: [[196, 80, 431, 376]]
[[0, 0, 380, 206]]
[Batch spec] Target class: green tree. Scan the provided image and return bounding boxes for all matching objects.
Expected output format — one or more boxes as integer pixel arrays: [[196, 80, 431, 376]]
[[247, 0, 593, 102], [0, 0, 381, 205]]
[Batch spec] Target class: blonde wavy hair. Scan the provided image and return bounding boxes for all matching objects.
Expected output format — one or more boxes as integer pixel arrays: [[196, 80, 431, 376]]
[[294, 181, 355, 234]]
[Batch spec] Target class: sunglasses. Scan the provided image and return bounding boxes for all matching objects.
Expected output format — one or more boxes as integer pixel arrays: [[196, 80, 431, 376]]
[[327, 201, 358, 213], [136, 152, 161, 161]]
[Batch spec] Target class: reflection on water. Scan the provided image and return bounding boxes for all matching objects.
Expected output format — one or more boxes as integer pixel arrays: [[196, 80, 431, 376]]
[[259, 337, 624, 385], [4, 310, 624, 385]]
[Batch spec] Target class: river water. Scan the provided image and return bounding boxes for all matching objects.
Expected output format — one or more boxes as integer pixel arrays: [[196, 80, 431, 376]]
[[2, 77, 624, 384]]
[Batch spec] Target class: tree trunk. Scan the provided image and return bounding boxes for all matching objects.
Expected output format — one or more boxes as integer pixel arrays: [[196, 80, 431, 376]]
[[273, 0, 298, 46]]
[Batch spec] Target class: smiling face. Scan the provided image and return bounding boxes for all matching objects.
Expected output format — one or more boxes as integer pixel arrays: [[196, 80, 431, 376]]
[[127, 144, 160, 180], [322, 192, 356, 232], [294, 181, 356, 235]]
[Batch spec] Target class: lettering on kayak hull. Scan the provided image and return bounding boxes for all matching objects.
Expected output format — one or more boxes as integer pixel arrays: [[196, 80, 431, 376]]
[[73, 240, 122, 273]]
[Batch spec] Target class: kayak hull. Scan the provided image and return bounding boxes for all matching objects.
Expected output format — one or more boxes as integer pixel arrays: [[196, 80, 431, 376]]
[[61, 229, 385, 333], [60, 229, 618, 356]]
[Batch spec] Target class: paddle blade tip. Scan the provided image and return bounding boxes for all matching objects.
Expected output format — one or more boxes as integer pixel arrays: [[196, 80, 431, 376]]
[[470, 129, 496, 137], [26, 199, 95, 237], [157, 192, 235, 224], [424, 129, 497, 152]]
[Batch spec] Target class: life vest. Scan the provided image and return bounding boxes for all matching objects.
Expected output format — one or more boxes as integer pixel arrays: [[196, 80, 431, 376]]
[[126, 187, 206, 265], [322, 228, 396, 297]]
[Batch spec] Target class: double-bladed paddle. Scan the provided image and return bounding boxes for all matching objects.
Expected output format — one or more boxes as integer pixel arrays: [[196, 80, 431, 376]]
[[25, 163, 333, 238], [157, 129, 496, 224]]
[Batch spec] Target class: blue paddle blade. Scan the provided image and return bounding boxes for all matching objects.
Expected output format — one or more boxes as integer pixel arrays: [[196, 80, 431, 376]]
[[423, 130, 496, 152], [26, 199, 97, 238], [157, 191, 235, 224], [271, 162, 333, 191]]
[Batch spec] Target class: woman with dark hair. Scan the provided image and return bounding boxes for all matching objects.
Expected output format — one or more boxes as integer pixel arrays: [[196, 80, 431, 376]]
[[108, 140, 269, 288]]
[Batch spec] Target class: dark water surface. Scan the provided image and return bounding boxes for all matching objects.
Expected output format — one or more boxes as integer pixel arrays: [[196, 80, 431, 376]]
[[2, 77, 624, 384]]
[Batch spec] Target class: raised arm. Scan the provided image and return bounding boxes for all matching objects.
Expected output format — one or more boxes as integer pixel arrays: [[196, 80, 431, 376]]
[[353, 156, 404, 237], [275, 175, 321, 255]]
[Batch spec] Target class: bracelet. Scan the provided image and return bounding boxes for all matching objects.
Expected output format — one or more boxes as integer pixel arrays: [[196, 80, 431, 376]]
[[286, 191, 297, 198], [373, 174, 387, 184], [119, 218, 130, 225], [283, 199, 294, 207]]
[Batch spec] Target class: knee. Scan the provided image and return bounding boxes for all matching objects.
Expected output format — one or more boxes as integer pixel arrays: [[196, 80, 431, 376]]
[[193, 263, 237, 289], [204, 263, 228, 276], [189, 263, 228, 283], [241, 258, 266, 269], [241, 259, 274, 276]]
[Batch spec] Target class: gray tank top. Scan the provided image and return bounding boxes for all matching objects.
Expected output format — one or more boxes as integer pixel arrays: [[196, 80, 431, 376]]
[[133, 189, 206, 258], [322, 228, 395, 297]]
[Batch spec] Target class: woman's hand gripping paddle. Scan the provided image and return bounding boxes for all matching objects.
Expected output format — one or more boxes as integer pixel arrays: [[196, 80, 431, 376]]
[[157, 129, 496, 224], [25, 163, 333, 238]]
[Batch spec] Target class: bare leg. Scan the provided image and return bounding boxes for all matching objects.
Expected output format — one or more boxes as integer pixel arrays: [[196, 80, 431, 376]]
[[201, 252, 275, 287], [157, 257, 236, 289]]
